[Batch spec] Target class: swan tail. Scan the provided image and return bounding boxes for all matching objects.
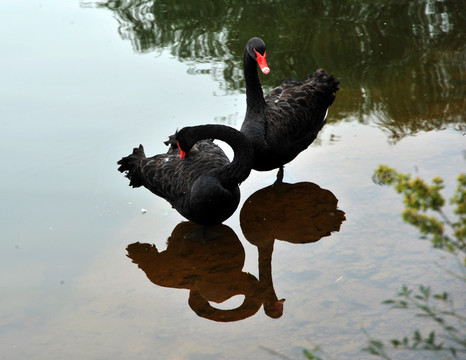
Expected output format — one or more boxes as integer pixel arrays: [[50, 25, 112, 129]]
[[308, 69, 340, 107], [117, 145, 147, 188]]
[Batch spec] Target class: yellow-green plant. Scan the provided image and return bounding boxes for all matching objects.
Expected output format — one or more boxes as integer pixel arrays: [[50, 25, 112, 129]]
[[363, 165, 466, 359], [373, 165, 466, 262], [281, 166, 466, 359], [363, 282, 466, 359]]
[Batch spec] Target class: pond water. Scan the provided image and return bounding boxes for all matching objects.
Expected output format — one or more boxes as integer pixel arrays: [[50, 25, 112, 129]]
[[1, 1, 465, 359]]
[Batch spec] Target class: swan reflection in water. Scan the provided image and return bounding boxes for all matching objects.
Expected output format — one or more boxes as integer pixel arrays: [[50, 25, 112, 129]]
[[126, 181, 345, 322], [127, 222, 264, 322], [240, 181, 346, 319]]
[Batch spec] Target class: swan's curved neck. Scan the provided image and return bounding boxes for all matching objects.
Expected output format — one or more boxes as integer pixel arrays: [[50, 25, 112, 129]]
[[189, 125, 253, 188], [243, 50, 266, 115]]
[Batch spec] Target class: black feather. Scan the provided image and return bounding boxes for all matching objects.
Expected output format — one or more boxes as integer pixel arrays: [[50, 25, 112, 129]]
[[240, 37, 339, 174]]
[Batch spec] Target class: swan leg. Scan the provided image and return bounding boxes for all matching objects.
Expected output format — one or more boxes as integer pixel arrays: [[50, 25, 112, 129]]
[[273, 166, 284, 185]]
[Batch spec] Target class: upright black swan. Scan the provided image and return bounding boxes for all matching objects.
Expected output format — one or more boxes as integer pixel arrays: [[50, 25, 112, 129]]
[[240, 37, 339, 182], [117, 124, 254, 225]]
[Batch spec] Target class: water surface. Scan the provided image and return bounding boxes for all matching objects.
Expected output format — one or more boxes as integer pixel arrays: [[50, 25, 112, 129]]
[[1, 1, 465, 359]]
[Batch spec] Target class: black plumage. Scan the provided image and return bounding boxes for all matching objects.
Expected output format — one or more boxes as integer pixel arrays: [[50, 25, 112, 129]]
[[240, 37, 339, 180], [117, 124, 254, 225]]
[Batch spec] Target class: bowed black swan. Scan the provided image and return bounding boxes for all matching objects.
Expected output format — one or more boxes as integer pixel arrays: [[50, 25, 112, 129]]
[[117, 124, 254, 225], [240, 37, 339, 182]]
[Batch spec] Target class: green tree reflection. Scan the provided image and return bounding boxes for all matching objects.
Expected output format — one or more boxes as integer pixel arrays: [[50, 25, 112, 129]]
[[83, 0, 465, 141]]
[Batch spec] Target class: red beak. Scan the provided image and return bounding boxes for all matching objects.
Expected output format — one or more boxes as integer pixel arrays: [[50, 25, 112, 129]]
[[254, 49, 270, 74], [177, 142, 186, 159]]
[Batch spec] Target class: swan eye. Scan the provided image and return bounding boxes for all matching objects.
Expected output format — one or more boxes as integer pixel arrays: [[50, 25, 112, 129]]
[[253, 48, 263, 59]]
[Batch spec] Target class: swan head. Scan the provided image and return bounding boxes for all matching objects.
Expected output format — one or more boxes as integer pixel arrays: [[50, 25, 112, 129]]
[[246, 37, 270, 75], [175, 126, 200, 159], [264, 298, 285, 318], [175, 129, 188, 159]]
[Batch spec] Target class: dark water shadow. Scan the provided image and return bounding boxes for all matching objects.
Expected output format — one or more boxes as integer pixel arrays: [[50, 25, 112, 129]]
[[126, 222, 263, 322], [240, 181, 346, 318], [126, 181, 345, 322], [83, 0, 465, 139]]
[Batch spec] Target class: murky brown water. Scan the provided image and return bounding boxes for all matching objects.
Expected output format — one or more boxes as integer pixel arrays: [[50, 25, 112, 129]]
[[1, 1, 465, 359]]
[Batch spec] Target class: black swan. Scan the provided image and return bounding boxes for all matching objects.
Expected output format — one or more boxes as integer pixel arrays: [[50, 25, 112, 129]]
[[240, 37, 339, 182], [117, 124, 254, 225]]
